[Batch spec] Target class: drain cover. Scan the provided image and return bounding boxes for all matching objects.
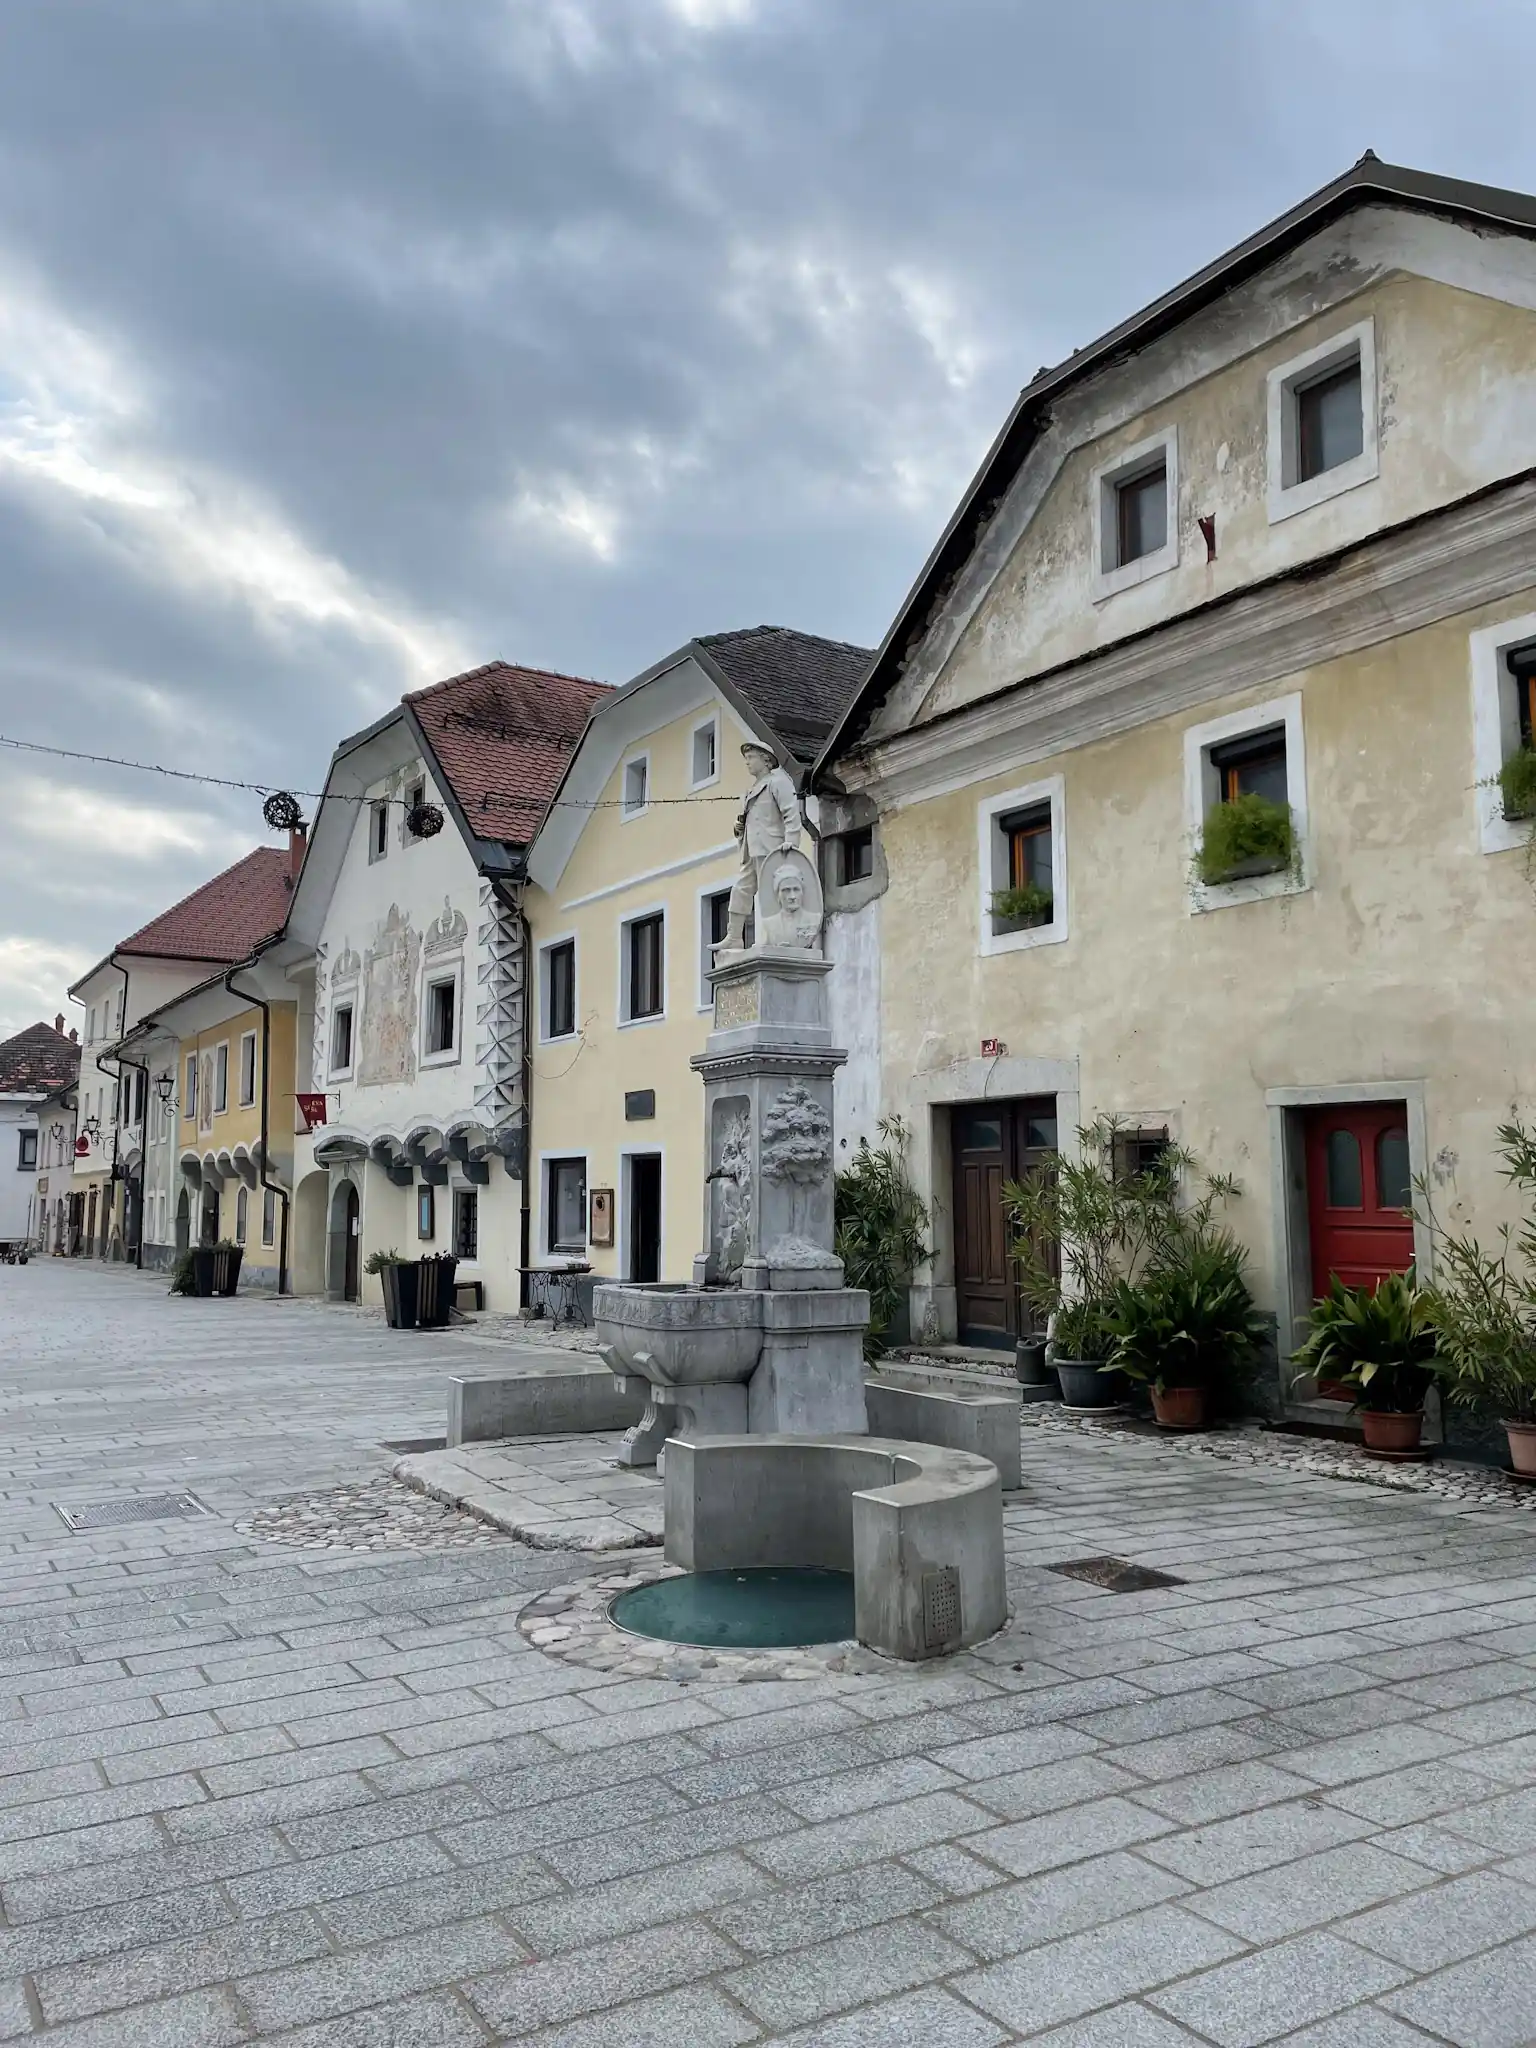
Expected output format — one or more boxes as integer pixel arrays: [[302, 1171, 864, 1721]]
[[380, 1437, 447, 1454], [54, 1493, 211, 1533], [611, 1568, 855, 1648], [1048, 1556, 1183, 1593]]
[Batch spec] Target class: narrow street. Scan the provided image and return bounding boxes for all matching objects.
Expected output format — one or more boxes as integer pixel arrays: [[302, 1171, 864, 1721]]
[[3, 1263, 1536, 2043]]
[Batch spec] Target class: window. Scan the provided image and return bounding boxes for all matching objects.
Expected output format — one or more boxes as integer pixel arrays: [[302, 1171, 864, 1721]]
[[1325, 1130, 1363, 1209], [235, 1185, 249, 1246], [1112, 1126, 1171, 1187], [690, 718, 718, 788], [454, 1188, 479, 1260], [548, 1158, 586, 1254], [238, 1031, 257, 1108], [261, 1187, 276, 1248], [425, 977, 456, 1056], [544, 940, 576, 1040], [132, 1070, 146, 1126], [213, 1044, 229, 1115], [17, 1131, 36, 1171], [330, 1003, 354, 1076], [1183, 693, 1308, 911], [87, 1006, 96, 1043], [700, 888, 751, 1004], [624, 912, 665, 1020], [622, 755, 649, 819], [1267, 319, 1377, 522], [185, 1054, 197, 1120], [1377, 1127, 1411, 1212], [977, 775, 1068, 956], [1093, 429, 1178, 596], [404, 780, 425, 836], [371, 801, 390, 860], [837, 828, 875, 886], [1470, 612, 1536, 855]]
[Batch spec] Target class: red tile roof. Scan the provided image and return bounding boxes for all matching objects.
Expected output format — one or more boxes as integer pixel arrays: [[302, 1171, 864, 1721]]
[[0, 1023, 79, 1095], [117, 847, 294, 963], [406, 660, 610, 845]]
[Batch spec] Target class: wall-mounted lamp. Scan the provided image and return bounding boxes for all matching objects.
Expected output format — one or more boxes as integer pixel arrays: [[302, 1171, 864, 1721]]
[[154, 1074, 176, 1107], [81, 1115, 101, 1142]]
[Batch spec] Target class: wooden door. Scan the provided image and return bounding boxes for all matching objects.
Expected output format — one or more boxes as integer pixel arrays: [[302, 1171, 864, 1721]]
[[951, 1098, 1057, 1348], [629, 1155, 662, 1283], [1303, 1102, 1414, 1293]]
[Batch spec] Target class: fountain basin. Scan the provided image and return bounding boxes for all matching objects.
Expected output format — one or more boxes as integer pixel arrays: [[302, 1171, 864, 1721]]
[[593, 1283, 764, 1387]]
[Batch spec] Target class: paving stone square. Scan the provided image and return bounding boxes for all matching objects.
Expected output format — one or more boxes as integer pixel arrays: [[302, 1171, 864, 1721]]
[[5, 1262, 1536, 2041]]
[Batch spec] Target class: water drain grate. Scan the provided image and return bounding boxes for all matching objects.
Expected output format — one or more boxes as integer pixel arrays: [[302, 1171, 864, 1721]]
[[921, 1566, 962, 1651], [54, 1493, 211, 1533], [380, 1437, 447, 1455], [1048, 1556, 1183, 1593]]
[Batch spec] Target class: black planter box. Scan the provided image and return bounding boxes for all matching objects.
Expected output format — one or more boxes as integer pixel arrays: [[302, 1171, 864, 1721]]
[[213, 1246, 242, 1297], [416, 1256, 459, 1329], [379, 1262, 420, 1330], [190, 1248, 217, 1298]]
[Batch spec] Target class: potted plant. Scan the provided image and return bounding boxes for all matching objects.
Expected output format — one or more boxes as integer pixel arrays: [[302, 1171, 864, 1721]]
[[366, 1248, 418, 1330], [1291, 1270, 1437, 1454], [1419, 1119, 1536, 1475], [168, 1249, 198, 1298], [1501, 745, 1536, 824], [1108, 1231, 1269, 1430], [416, 1250, 460, 1329], [990, 881, 1054, 932], [834, 1116, 929, 1360], [1196, 793, 1296, 886]]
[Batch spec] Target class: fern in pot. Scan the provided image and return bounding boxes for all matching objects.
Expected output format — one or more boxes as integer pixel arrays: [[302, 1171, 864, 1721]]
[[1108, 1231, 1269, 1431], [1291, 1270, 1437, 1456]]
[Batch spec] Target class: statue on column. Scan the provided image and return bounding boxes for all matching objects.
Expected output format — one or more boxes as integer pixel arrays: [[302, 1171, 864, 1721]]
[[723, 742, 802, 951]]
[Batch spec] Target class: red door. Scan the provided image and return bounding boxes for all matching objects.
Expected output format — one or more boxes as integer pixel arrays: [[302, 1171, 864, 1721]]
[[1303, 1103, 1414, 1293]]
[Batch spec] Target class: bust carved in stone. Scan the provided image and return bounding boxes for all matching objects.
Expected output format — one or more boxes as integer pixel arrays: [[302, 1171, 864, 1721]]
[[759, 861, 821, 951]]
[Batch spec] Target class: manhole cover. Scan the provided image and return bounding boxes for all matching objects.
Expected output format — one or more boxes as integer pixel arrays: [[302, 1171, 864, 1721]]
[[380, 1437, 447, 1454], [610, 1568, 855, 1648], [54, 1493, 211, 1533], [1048, 1556, 1183, 1593]]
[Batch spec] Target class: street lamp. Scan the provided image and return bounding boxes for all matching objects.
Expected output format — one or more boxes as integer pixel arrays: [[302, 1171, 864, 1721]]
[[154, 1074, 176, 1109]]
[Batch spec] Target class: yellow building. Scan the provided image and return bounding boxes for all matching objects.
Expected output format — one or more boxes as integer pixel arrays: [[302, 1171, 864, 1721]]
[[816, 157, 1536, 1393], [524, 628, 869, 1285]]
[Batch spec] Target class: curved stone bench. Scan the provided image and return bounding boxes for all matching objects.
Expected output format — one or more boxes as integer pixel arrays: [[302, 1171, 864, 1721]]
[[663, 1433, 1007, 1662]]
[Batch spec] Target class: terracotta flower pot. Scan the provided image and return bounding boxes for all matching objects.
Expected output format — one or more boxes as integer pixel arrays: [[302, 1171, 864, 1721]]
[[1361, 1409, 1423, 1455], [1505, 1420, 1536, 1477], [1150, 1384, 1206, 1431]]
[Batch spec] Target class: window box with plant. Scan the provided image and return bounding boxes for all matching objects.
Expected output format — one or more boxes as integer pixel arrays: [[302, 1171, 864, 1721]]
[[1291, 1270, 1437, 1456], [366, 1248, 419, 1330], [1501, 746, 1536, 824], [1197, 791, 1297, 886]]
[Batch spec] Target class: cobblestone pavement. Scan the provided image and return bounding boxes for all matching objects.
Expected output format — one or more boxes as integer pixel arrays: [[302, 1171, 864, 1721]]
[[6, 1267, 1536, 2041]]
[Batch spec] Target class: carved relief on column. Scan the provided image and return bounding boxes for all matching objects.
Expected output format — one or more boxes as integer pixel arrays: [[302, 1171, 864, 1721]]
[[475, 879, 525, 1139]]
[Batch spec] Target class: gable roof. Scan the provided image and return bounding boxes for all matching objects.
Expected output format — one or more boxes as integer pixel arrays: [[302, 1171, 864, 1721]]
[[115, 847, 294, 965], [816, 153, 1536, 770], [694, 626, 874, 763], [406, 660, 611, 847], [0, 1022, 80, 1095]]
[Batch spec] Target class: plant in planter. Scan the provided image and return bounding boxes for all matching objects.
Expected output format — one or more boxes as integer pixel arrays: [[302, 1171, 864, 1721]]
[[210, 1237, 243, 1297], [990, 881, 1054, 930], [1291, 1270, 1438, 1454], [365, 1248, 418, 1330], [1108, 1230, 1269, 1430], [416, 1250, 460, 1329], [1196, 792, 1296, 887], [168, 1249, 198, 1298], [1418, 1118, 1536, 1474], [834, 1116, 929, 1360], [1501, 745, 1536, 824]]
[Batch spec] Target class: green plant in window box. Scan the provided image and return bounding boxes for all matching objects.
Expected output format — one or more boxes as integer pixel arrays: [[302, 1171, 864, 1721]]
[[1196, 793, 1296, 887], [1291, 1270, 1437, 1454], [990, 881, 1054, 928], [1500, 745, 1536, 823]]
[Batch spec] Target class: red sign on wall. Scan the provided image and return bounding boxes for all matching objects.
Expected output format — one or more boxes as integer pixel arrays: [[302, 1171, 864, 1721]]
[[74, 1135, 89, 1156], [296, 1092, 328, 1133]]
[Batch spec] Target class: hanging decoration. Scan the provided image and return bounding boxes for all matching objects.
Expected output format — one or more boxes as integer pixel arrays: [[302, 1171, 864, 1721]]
[[406, 801, 445, 839], [262, 790, 303, 832]]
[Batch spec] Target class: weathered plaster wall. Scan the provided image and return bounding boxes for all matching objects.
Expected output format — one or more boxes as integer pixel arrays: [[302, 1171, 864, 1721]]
[[877, 593, 1536, 1335]]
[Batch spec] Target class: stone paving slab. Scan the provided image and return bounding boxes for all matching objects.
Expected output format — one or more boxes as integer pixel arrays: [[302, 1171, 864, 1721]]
[[394, 1438, 662, 1550], [8, 1263, 1536, 2041]]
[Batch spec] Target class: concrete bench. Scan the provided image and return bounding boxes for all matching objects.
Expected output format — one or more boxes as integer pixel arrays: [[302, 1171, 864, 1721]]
[[447, 1356, 646, 1446], [664, 1433, 1007, 1661], [864, 1376, 1022, 1490]]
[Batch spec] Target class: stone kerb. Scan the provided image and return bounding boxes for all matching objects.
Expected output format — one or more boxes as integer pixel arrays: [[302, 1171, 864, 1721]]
[[664, 1432, 1007, 1661], [864, 1376, 1023, 1490]]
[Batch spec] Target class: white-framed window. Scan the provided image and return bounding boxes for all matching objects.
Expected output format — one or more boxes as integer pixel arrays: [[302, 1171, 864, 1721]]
[[17, 1130, 37, 1171], [238, 1030, 258, 1108], [1469, 609, 1536, 857], [1266, 317, 1378, 524], [213, 1043, 229, 1116], [1183, 691, 1309, 913], [369, 800, 390, 862], [329, 1002, 355, 1078], [235, 1185, 249, 1246], [422, 969, 460, 1064], [619, 907, 666, 1024], [621, 753, 650, 820], [404, 778, 426, 839], [184, 1053, 198, 1121], [546, 1156, 587, 1255], [261, 1187, 276, 1248], [977, 774, 1069, 958], [1091, 427, 1178, 599], [690, 715, 719, 790], [454, 1187, 479, 1261], [540, 935, 577, 1041]]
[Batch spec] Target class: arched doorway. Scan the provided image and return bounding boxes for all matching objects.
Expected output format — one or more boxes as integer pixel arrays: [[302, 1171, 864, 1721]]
[[292, 1172, 328, 1295], [328, 1178, 360, 1301]]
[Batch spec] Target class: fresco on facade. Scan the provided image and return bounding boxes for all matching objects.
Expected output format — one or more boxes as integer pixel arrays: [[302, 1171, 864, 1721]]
[[358, 904, 421, 1087]]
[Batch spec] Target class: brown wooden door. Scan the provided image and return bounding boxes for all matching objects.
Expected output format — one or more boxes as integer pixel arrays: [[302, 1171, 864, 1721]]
[[952, 1098, 1057, 1348], [1304, 1102, 1414, 1292]]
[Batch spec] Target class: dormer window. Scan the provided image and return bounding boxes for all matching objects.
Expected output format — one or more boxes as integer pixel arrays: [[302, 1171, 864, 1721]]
[[1267, 319, 1378, 522], [622, 755, 649, 820]]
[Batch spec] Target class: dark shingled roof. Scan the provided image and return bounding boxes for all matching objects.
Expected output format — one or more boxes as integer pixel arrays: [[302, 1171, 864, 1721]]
[[116, 848, 295, 964], [696, 626, 873, 761], [0, 1022, 79, 1095], [407, 660, 611, 845]]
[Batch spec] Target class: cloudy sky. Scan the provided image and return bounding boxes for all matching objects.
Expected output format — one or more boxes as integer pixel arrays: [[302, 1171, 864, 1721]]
[[0, 0, 1530, 1032]]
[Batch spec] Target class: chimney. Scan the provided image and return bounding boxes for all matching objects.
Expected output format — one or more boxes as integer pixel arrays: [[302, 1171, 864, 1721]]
[[54, 1013, 64, 1034], [288, 822, 307, 885], [68, 1028, 78, 1044]]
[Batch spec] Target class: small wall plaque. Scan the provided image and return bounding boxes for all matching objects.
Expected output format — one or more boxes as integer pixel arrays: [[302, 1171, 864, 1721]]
[[589, 1186, 615, 1246], [416, 1184, 435, 1240], [624, 1090, 656, 1121]]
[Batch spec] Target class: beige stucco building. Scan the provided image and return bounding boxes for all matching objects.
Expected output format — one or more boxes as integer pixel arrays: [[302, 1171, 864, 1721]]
[[524, 627, 871, 1290], [817, 157, 1536, 1395]]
